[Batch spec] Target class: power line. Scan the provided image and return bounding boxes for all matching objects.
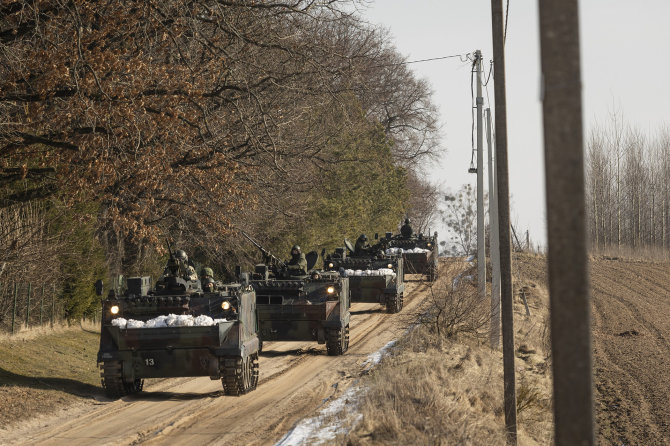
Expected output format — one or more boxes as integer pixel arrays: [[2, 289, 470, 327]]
[[372, 52, 471, 68], [402, 53, 470, 65]]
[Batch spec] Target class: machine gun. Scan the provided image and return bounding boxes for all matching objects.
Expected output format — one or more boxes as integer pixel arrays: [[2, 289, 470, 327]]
[[241, 231, 287, 269], [165, 238, 179, 276]]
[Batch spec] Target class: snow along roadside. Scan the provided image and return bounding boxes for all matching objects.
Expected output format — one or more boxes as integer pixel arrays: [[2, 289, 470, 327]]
[[274, 340, 398, 446]]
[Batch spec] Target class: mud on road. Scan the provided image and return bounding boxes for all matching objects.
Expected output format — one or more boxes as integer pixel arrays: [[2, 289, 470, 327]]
[[1, 263, 460, 446], [591, 258, 670, 445]]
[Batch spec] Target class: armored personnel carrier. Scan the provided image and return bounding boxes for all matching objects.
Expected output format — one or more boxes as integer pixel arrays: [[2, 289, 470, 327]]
[[97, 253, 260, 398], [243, 232, 350, 355], [386, 230, 439, 282], [323, 237, 405, 313]]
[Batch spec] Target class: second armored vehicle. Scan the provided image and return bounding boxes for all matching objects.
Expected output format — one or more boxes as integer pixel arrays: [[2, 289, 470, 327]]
[[243, 232, 351, 355]]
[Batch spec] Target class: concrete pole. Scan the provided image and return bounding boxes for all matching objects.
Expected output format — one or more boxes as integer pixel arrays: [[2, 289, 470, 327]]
[[538, 1, 594, 444], [490, 1, 518, 442], [486, 108, 501, 348], [475, 50, 486, 299]]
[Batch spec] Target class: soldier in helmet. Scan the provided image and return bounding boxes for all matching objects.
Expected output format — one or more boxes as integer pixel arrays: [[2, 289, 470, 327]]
[[354, 234, 371, 256], [201, 277, 216, 293], [400, 218, 413, 238], [200, 267, 214, 280], [200, 267, 215, 292], [286, 245, 307, 275], [173, 249, 198, 281]]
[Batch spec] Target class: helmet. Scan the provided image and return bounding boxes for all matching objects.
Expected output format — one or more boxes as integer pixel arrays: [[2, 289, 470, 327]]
[[358, 234, 368, 242], [201, 277, 215, 292], [175, 249, 188, 261], [201, 267, 214, 278], [291, 245, 301, 255], [404, 218, 411, 225]]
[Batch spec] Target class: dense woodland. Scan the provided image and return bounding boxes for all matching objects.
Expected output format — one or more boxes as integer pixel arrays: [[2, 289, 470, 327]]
[[0, 0, 442, 325], [586, 112, 670, 253]]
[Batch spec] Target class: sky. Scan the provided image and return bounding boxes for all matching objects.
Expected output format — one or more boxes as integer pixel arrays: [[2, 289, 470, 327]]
[[360, 1, 670, 248]]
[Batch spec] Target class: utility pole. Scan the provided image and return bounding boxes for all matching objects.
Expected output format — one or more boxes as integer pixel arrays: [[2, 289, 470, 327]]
[[475, 50, 486, 300], [490, 0, 517, 442], [486, 108, 501, 348], [539, 1, 595, 445]]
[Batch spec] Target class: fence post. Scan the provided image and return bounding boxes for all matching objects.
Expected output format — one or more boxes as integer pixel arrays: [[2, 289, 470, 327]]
[[40, 285, 45, 325], [12, 283, 18, 335], [51, 284, 56, 328], [25, 282, 32, 329]]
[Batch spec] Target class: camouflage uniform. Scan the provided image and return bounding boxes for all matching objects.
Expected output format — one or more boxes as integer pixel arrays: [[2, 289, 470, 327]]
[[354, 234, 371, 256], [286, 245, 308, 274], [163, 249, 198, 281]]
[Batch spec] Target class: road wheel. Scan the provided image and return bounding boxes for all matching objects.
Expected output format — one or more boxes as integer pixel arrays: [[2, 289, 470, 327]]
[[326, 325, 349, 356], [428, 264, 438, 282], [221, 355, 258, 396], [386, 293, 402, 314], [100, 361, 143, 399]]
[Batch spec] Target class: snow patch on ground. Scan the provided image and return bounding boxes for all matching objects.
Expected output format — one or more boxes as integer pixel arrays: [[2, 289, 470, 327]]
[[275, 386, 363, 446], [110, 314, 227, 329], [274, 339, 398, 446], [361, 340, 397, 371]]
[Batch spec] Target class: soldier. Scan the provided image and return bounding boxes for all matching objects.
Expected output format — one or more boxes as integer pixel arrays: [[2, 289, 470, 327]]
[[201, 267, 214, 280], [400, 218, 413, 238], [201, 277, 216, 292], [354, 234, 371, 256], [286, 245, 307, 275], [174, 249, 198, 281]]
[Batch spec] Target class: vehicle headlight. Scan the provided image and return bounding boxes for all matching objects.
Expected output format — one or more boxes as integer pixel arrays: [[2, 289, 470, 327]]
[[427, 243, 432, 247], [328, 262, 334, 268], [221, 301, 231, 310], [327, 286, 335, 294], [387, 263, 393, 269], [110, 305, 120, 315]]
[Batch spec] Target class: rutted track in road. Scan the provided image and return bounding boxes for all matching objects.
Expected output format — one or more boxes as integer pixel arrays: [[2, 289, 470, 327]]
[[3, 266, 448, 446]]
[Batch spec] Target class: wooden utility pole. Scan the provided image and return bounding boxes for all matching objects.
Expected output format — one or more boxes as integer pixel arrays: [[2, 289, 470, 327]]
[[490, 0, 517, 442], [486, 108, 501, 348], [538, 1, 595, 445], [475, 50, 486, 300]]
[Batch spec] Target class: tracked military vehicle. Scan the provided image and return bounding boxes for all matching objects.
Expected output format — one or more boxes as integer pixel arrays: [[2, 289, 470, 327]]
[[242, 232, 351, 355], [97, 252, 260, 398], [385, 230, 439, 282], [323, 237, 405, 313]]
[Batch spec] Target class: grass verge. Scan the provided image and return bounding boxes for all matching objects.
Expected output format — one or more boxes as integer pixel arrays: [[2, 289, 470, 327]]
[[347, 254, 554, 445], [0, 323, 102, 428]]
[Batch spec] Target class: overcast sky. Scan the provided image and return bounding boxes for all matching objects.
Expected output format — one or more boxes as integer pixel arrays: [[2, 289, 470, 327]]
[[361, 1, 670, 248]]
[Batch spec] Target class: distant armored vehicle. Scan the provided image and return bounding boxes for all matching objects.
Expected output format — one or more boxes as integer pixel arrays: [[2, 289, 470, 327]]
[[242, 232, 351, 355], [323, 237, 405, 313], [97, 250, 259, 398], [385, 229, 439, 282]]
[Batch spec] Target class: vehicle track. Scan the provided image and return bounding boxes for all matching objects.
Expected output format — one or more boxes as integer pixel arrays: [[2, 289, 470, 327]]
[[3, 267, 442, 446]]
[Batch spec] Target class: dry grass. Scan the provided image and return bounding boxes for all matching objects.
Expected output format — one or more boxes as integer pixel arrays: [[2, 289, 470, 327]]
[[347, 326, 507, 445], [347, 254, 555, 445], [0, 324, 102, 428], [590, 244, 670, 262]]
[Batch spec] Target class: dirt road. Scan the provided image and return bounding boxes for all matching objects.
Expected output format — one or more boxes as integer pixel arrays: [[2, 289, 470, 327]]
[[2, 267, 452, 446], [591, 259, 670, 445]]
